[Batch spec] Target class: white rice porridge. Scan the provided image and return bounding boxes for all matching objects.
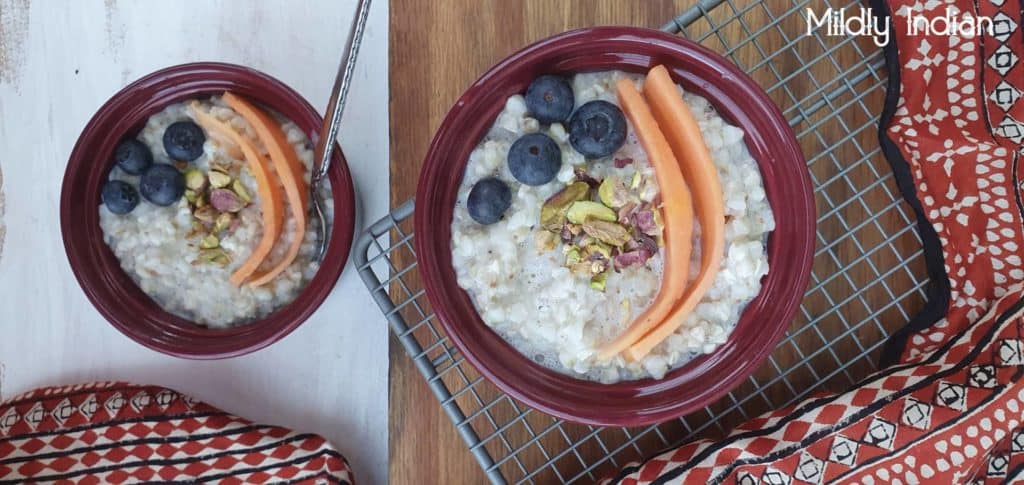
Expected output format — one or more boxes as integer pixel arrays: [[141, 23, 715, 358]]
[[99, 97, 332, 328], [451, 71, 774, 382]]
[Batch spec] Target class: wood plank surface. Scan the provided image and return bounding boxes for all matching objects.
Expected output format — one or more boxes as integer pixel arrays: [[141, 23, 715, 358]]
[[389, 1, 926, 483]]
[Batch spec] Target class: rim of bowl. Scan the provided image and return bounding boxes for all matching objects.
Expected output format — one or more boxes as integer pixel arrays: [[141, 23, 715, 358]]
[[414, 27, 815, 426], [60, 62, 356, 359]]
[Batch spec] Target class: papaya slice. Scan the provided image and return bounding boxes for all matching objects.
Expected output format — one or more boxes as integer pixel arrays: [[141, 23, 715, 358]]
[[596, 78, 694, 360], [624, 65, 725, 360], [222, 92, 309, 287], [188, 102, 284, 287]]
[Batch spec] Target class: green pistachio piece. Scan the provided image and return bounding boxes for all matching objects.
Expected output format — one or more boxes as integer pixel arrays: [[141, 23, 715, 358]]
[[582, 241, 613, 261], [184, 189, 198, 204], [184, 168, 206, 191], [197, 248, 231, 267], [186, 220, 204, 239], [630, 171, 642, 190], [194, 192, 208, 209], [581, 220, 631, 247], [208, 169, 232, 189], [214, 212, 234, 233], [590, 272, 608, 292], [540, 181, 590, 231], [598, 176, 629, 208], [566, 201, 616, 225], [564, 247, 581, 266], [193, 205, 218, 224], [232, 179, 252, 203], [199, 234, 220, 249]]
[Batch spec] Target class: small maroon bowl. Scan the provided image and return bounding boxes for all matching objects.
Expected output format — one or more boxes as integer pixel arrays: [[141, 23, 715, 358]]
[[416, 27, 815, 426], [61, 62, 356, 359]]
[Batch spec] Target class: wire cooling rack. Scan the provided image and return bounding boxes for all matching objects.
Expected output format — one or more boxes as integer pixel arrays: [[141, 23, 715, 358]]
[[355, 0, 930, 483]]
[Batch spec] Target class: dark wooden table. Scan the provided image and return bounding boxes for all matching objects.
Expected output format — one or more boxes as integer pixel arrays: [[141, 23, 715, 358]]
[[388, 1, 925, 483]]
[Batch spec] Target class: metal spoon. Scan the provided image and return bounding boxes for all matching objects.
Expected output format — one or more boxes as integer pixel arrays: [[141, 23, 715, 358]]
[[311, 0, 372, 261]]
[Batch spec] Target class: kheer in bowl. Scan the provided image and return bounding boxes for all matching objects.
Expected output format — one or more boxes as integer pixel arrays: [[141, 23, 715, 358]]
[[62, 63, 356, 358], [415, 27, 814, 426]]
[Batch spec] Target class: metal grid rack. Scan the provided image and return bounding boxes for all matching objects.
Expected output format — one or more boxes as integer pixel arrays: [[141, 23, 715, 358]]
[[355, 0, 930, 483]]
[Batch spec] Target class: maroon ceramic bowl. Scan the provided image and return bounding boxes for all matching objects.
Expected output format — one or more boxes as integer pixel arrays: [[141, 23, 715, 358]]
[[61, 62, 356, 359], [416, 27, 815, 426]]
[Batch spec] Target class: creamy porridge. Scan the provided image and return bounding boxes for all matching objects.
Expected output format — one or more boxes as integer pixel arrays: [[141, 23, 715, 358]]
[[451, 70, 774, 382], [98, 95, 332, 328]]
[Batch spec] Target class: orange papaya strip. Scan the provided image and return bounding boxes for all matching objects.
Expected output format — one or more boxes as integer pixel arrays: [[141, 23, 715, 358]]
[[222, 92, 309, 287], [596, 78, 694, 360], [624, 65, 725, 360], [188, 102, 284, 287]]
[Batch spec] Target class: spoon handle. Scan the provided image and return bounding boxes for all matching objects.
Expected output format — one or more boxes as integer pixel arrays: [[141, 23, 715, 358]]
[[313, 0, 373, 183]]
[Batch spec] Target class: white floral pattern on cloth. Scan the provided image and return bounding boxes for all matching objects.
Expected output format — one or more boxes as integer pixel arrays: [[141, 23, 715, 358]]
[[603, 0, 1024, 483], [887, 0, 1024, 362]]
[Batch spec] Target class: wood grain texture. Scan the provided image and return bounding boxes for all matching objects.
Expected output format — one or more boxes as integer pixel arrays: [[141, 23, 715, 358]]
[[389, 1, 927, 483]]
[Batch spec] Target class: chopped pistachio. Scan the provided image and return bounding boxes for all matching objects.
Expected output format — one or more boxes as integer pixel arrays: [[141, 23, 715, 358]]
[[589, 259, 609, 275], [581, 220, 631, 247], [598, 176, 630, 208], [184, 189, 198, 204], [209, 188, 245, 213], [208, 169, 232, 188], [214, 212, 234, 233], [630, 171, 642, 190], [198, 248, 231, 267], [186, 220, 204, 239], [564, 247, 581, 266], [560, 223, 583, 243], [184, 168, 207, 191], [232, 179, 252, 203], [540, 181, 590, 231], [209, 159, 235, 175], [199, 234, 220, 249], [590, 273, 608, 292], [194, 193, 208, 209], [582, 241, 613, 261], [193, 205, 218, 224], [566, 201, 616, 224]]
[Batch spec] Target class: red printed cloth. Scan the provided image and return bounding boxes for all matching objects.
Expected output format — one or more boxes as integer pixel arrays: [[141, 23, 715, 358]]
[[607, 0, 1024, 483], [0, 382, 354, 484]]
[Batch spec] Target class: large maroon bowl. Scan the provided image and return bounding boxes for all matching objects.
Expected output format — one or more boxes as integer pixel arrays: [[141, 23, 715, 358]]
[[415, 27, 815, 426], [61, 62, 356, 359]]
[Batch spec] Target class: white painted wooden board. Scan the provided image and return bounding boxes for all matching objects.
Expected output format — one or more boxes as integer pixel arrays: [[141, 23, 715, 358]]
[[0, 1, 389, 483]]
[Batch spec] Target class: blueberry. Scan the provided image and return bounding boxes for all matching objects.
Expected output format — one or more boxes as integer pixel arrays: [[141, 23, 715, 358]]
[[507, 133, 561, 186], [525, 75, 574, 124], [162, 121, 206, 161], [467, 177, 512, 225], [568, 100, 627, 159], [113, 138, 153, 175], [101, 180, 140, 215], [139, 163, 185, 206]]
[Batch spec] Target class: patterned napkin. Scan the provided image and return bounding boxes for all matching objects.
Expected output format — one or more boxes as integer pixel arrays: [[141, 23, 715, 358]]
[[0, 382, 353, 484], [608, 0, 1024, 483]]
